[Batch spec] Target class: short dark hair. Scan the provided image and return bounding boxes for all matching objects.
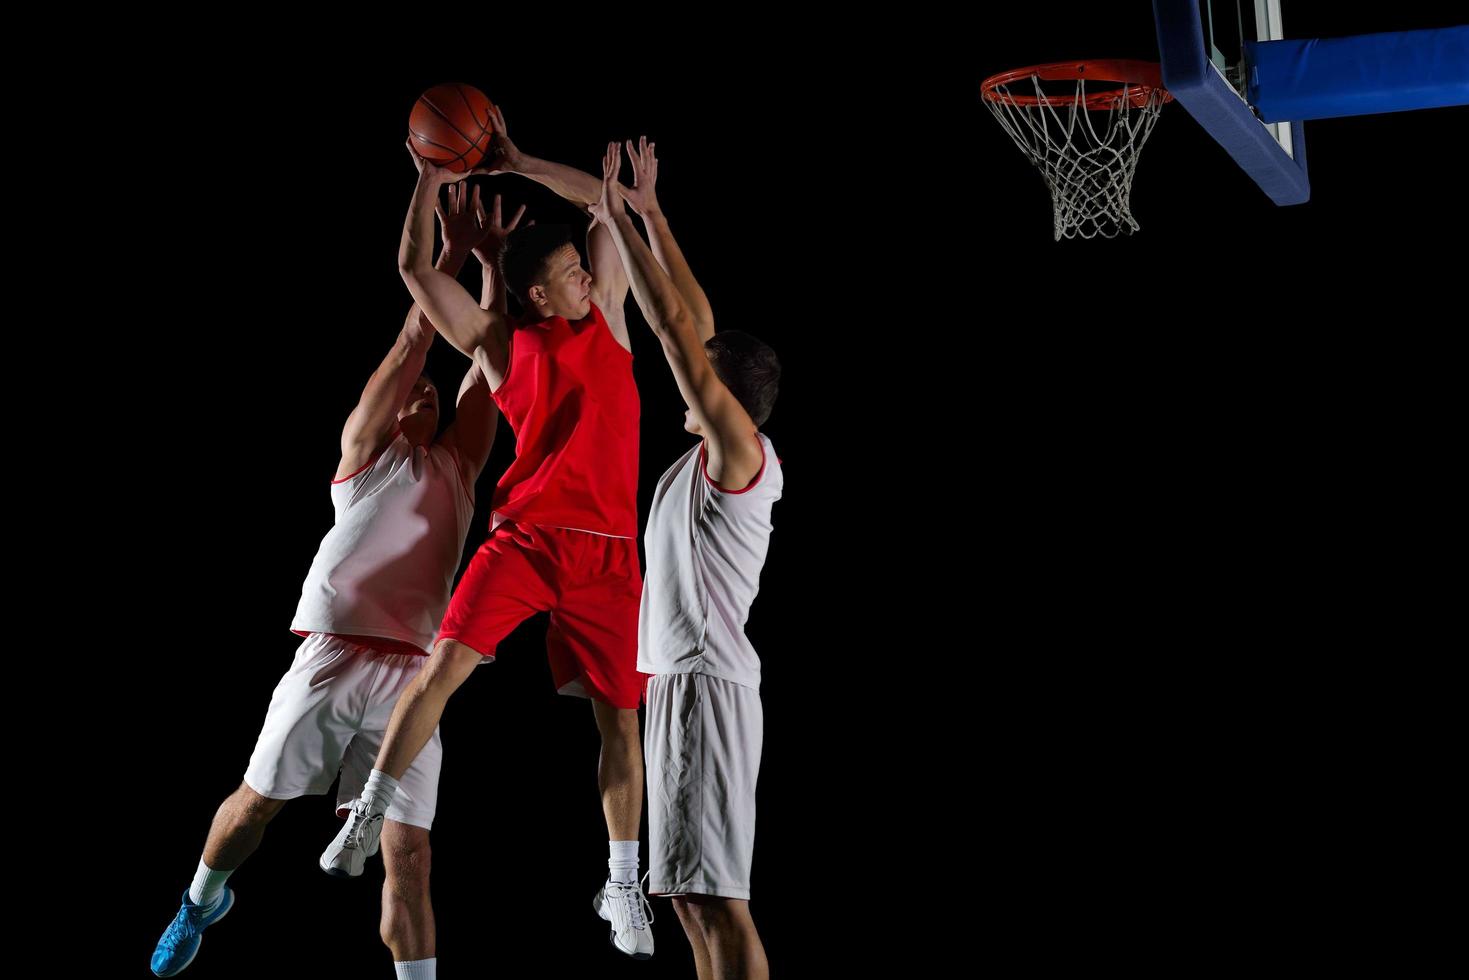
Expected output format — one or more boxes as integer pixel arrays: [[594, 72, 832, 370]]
[[706, 331, 780, 426], [499, 224, 575, 303]]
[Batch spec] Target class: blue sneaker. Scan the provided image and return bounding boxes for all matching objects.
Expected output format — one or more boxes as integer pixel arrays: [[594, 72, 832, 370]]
[[150, 888, 234, 977]]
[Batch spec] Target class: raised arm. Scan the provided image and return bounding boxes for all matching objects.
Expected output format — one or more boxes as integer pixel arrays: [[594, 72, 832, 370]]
[[618, 136, 715, 343], [487, 105, 629, 347], [399, 140, 511, 386], [588, 143, 762, 489], [337, 192, 485, 479], [439, 192, 527, 484], [487, 103, 601, 205], [470, 188, 526, 315]]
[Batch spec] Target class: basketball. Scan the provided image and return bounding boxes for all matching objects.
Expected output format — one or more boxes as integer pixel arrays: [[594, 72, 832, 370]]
[[409, 84, 496, 173]]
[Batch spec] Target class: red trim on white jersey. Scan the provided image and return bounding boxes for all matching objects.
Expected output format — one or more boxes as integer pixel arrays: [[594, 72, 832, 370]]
[[700, 437, 767, 495], [333, 427, 401, 484], [332, 455, 378, 484], [289, 629, 427, 657]]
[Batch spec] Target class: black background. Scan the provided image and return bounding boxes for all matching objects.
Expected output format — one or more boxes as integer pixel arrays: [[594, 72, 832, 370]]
[[74, 5, 1463, 974]]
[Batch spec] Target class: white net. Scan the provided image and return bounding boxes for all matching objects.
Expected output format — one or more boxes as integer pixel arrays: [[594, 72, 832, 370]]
[[986, 77, 1168, 240]]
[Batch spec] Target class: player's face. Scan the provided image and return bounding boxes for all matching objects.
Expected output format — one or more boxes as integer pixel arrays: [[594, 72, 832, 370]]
[[399, 376, 439, 428], [539, 244, 593, 319]]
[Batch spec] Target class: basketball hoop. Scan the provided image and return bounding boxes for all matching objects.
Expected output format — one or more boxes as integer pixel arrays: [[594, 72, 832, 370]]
[[982, 61, 1172, 240]]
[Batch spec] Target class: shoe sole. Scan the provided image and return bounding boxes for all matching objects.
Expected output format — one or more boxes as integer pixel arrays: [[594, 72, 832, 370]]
[[607, 929, 653, 961], [319, 853, 362, 878]]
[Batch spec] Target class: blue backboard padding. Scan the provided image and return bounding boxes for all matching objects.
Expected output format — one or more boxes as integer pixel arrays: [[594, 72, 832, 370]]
[[1247, 27, 1469, 122], [1152, 0, 1311, 205]]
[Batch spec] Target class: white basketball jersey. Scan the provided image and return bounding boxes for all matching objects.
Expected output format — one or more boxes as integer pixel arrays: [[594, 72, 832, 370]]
[[638, 433, 782, 689], [291, 433, 475, 652]]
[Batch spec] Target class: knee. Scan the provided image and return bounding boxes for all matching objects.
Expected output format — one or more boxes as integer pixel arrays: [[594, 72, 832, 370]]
[[672, 896, 711, 943], [382, 826, 432, 896], [230, 784, 286, 828], [427, 639, 485, 688], [683, 896, 735, 932]]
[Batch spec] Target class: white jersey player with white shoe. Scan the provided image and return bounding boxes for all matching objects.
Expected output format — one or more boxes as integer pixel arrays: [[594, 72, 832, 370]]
[[149, 186, 521, 980], [591, 138, 780, 979], [639, 433, 782, 899]]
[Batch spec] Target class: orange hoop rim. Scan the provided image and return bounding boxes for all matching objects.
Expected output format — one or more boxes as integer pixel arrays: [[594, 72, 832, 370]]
[[981, 60, 1174, 110]]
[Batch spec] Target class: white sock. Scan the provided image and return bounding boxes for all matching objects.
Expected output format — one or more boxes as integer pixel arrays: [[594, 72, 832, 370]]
[[609, 840, 639, 884], [394, 957, 436, 980], [188, 859, 233, 907], [363, 769, 401, 815]]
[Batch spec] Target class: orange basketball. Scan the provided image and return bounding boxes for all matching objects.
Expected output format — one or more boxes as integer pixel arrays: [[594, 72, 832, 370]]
[[409, 84, 496, 173]]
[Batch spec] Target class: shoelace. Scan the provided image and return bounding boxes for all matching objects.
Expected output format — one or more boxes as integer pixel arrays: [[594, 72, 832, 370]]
[[639, 869, 656, 927], [160, 898, 214, 949], [158, 913, 193, 951], [343, 803, 381, 850], [610, 874, 655, 930]]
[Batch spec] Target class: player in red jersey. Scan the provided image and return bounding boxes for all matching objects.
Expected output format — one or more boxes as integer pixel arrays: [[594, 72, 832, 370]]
[[321, 109, 654, 960]]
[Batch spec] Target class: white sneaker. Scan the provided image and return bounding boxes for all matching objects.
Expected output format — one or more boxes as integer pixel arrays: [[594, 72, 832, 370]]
[[593, 872, 655, 960], [319, 798, 384, 878]]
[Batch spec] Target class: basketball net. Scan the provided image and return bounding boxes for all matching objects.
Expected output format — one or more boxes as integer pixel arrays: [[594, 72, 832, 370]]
[[985, 75, 1168, 240]]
